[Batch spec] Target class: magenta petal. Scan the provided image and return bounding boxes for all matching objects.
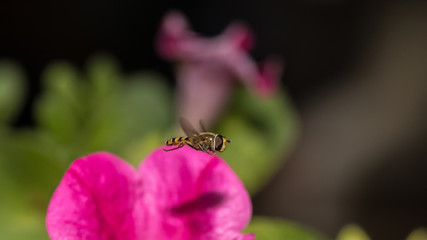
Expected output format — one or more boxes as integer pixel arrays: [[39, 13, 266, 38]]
[[156, 11, 190, 59], [256, 57, 283, 96], [138, 146, 252, 240], [46, 152, 142, 240], [177, 63, 233, 127], [222, 23, 254, 51]]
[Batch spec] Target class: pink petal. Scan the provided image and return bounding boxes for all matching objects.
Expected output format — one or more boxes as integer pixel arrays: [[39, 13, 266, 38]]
[[156, 11, 191, 59], [221, 22, 254, 52], [138, 146, 252, 240], [176, 62, 234, 128], [156, 11, 284, 126], [156, 11, 254, 62], [46, 152, 143, 240], [255, 57, 283, 96], [156, 11, 219, 61]]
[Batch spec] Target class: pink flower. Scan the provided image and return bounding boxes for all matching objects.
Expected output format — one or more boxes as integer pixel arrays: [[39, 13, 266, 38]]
[[46, 146, 254, 240], [156, 11, 283, 127]]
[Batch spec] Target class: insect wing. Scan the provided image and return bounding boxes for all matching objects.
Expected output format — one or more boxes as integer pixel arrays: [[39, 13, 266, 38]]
[[179, 118, 199, 137], [199, 119, 208, 132]]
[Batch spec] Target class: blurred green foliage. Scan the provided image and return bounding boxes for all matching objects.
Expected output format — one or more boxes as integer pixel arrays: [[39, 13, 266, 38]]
[[245, 216, 329, 240], [0, 54, 309, 239], [407, 228, 427, 240], [3, 53, 416, 240], [335, 224, 427, 240], [218, 87, 299, 194], [34, 54, 174, 162], [0, 54, 174, 239], [336, 224, 370, 240], [0, 61, 26, 124]]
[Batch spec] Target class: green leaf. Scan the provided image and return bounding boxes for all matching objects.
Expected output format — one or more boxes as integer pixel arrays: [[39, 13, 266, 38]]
[[66, 53, 125, 153], [86, 52, 121, 100], [0, 176, 50, 240], [218, 88, 299, 194], [35, 61, 83, 144], [118, 72, 174, 140], [336, 224, 370, 240], [83, 70, 173, 155], [0, 192, 50, 240], [245, 216, 329, 240], [34, 55, 174, 161], [407, 228, 427, 240], [0, 133, 55, 240], [0, 129, 67, 195], [123, 131, 166, 166], [0, 60, 26, 124]]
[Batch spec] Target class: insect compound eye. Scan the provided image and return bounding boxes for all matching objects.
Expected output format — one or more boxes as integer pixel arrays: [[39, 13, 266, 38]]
[[215, 135, 224, 151]]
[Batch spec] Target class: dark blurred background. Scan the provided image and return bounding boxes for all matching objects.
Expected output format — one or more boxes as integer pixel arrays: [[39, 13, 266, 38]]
[[1, 0, 427, 239]]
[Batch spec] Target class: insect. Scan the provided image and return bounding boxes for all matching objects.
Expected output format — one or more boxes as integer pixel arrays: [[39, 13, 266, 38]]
[[164, 118, 231, 155]]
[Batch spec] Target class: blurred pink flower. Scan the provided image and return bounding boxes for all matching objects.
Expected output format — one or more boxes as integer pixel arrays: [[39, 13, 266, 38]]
[[156, 11, 283, 127], [46, 147, 254, 240]]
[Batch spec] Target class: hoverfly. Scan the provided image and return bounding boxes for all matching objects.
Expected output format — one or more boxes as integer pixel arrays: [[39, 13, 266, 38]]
[[164, 118, 231, 155]]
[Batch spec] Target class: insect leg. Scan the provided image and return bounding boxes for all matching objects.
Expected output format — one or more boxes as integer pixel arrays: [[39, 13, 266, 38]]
[[187, 144, 198, 150], [163, 144, 184, 152], [197, 143, 213, 156]]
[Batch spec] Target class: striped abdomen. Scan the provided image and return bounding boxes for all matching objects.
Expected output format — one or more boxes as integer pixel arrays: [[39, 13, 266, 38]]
[[165, 136, 190, 146]]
